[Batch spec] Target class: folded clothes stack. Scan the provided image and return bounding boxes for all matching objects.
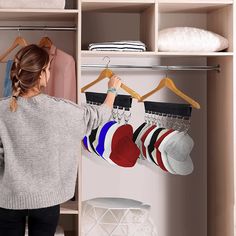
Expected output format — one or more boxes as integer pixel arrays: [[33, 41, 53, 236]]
[[88, 40, 147, 52]]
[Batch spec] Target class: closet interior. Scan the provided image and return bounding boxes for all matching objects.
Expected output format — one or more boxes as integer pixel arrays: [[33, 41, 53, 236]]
[[0, 0, 80, 235], [0, 0, 234, 236], [81, 1, 234, 236]]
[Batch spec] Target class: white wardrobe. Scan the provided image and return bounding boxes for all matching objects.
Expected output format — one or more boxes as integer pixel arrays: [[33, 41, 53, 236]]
[[0, 1, 235, 236]]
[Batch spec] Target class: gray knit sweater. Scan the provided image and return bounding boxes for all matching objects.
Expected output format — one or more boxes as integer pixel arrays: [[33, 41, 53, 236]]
[[0, 93, 112, 209]]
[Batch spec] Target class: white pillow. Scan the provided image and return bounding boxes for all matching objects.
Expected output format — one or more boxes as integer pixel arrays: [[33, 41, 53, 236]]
[[158, 27, 229, 52]]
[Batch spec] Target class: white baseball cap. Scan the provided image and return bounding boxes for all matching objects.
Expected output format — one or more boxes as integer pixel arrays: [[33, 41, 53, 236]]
[[163, 132, 194, 161], [159, 131, 194, 175]]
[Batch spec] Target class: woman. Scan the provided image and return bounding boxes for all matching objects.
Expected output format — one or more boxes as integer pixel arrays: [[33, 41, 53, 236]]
[[0, 44, 121, 236]]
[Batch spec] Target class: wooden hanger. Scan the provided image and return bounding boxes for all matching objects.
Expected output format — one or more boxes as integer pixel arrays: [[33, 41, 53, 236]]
[[0, 36, 28, 63], [38, 36, 53, 49], [81, 68, 142, 100], [139, 76, 200, 109]]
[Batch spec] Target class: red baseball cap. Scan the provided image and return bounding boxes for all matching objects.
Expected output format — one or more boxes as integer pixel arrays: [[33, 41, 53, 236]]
[[140, 125, 156, 159], [109, 124, 140, 167], [154, 129, 174, 172]]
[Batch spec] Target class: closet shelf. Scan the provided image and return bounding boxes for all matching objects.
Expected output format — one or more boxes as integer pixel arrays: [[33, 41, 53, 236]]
[[82, 1, 155, 12], [158, 1, 232, 13], [0, 9, 79, 21], [81, 0, 233, 13], [82, 50, 156, 57], [60, 201, 79, 215], [82, 0, 154, 2], [82, 50, 233, 57], [0, 9, 79, 13], [156, 52, 234, 57]]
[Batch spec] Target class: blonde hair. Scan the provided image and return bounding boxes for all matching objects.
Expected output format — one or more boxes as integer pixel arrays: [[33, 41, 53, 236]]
[[10, 44, 49, 112]]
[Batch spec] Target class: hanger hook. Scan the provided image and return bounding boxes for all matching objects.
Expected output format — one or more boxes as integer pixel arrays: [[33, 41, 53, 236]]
[[18, 26, 21, 37], [44, 26, 47, 37], [102, 56, 111, 68], [165, 65, 169, 78]]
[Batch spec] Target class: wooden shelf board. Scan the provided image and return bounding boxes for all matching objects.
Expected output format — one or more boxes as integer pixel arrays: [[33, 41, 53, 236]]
[[82, 0, 154, 3], [81, 0, 155, 1], [156, 51, 234, 56], [158, 1, 233, 13], [0, 9, 79, 13], [60, 201, 79, 215], [82, 50, 156, 57], [82, 50, 233, 57], [82, 1, 155, 12], [0, 9, 79, 21]]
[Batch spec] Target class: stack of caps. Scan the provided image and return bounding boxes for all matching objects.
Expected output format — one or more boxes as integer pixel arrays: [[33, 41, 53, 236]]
[[83, 92, 140, 168], [133, 101, 194, 175], [134, 123, 194, 175], [88, 40, 147, 52], [83, 120, 140, 168]]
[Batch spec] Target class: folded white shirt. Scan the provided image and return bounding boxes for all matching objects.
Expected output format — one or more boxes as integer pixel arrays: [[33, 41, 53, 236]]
[[89, 40, 146, 46], [88, 40, 147, 51], [89, 48, 146, 52]]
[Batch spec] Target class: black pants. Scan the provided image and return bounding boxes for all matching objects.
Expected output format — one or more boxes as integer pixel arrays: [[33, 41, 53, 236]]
[[0, 204, 60, 236]]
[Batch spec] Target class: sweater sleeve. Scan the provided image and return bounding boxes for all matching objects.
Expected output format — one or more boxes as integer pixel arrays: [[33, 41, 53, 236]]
[[0, 139, 4, 168], [80, 103, 112, 137]]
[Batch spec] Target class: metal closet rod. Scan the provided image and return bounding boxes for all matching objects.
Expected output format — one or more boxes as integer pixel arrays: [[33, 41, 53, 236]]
[[0, 25, 77, 31], [81, 64, 220, 71]]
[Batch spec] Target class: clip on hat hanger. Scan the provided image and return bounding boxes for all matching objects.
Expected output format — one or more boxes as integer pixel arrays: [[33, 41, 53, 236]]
[[85, 91, 132, 110], [139, 68, 200, 109], [144, 101, 192, 118], [0, 27, 28, 63], [143, 101, 192, 133], [81, 56, 141, 100]]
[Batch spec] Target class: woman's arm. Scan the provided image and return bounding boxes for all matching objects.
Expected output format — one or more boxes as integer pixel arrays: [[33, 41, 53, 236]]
[[103, 74, 121, 109], [79, 75, 121, 136]]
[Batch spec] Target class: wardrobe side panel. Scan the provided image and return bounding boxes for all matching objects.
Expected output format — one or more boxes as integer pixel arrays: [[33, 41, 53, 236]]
[[155, 2, 159, 52], [207, 5, 233, 52], [140, 4, 156, 52], [207, 57, 234, 236], [234, 2, 236, 235]]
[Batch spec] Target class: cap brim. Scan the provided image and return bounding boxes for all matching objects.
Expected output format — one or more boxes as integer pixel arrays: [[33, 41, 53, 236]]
[[159, 150, 176, 174], [164, 133, 194, 162], [167, 154, 194, 175]]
